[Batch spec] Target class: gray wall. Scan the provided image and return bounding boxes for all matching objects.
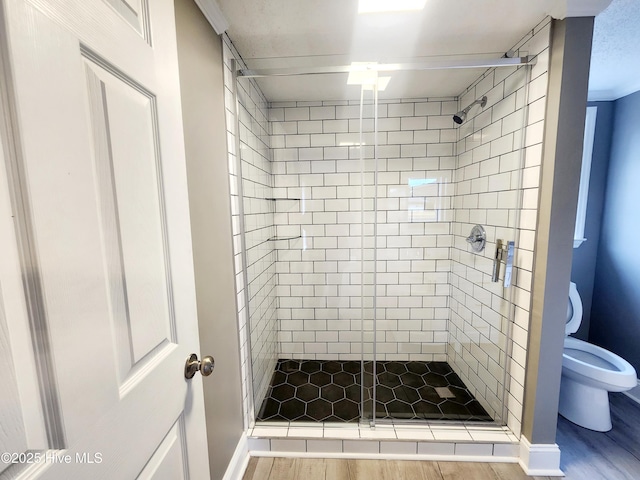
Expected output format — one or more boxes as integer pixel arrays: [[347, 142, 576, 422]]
[[174, 2, 245, 479], [523, 17, 593, 445], [570, 101, 614, 339], [589, 90, 640, 373]]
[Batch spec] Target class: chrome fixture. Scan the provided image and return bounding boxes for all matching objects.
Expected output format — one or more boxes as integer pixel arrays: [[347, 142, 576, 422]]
[[453, 95, 487, 125], [237, 57, 534, 78], [493, 240, 515, 287], [466, 224, 486, 252]]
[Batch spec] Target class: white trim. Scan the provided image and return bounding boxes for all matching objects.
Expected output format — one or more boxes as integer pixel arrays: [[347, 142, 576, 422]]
[[518, 436, 563, 476], [549, 0, 613, 19], [194, 0, 229, 34], [588, 84, 640, 102], [222, 433, 250, 480], [249, 450, 520, 463], [574, 106, 597, 249], [622, 379, 640, 405]]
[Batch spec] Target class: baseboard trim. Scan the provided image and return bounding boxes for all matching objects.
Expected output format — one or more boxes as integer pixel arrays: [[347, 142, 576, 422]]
[[518, 436, 563, 477], [622, 379, 640, 405], [222, 433, 250, 480], [250, 450, 519, 463]]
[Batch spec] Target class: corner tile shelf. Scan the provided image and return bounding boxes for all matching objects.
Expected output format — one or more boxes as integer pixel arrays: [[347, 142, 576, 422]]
[[265, 198, 301, 242]]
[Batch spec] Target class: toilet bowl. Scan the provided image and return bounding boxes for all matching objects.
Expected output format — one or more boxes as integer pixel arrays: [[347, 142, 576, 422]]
[[559, 282, 637, 432]]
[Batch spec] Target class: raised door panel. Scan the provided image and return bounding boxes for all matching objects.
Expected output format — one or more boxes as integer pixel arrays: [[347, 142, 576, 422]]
[[137, 420, 187, 480], [103, 0, 150, 42], [83, 54, 174, 388]]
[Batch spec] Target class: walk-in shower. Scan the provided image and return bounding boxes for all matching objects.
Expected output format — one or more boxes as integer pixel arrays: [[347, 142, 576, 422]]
[[228, 47, 537, 429]]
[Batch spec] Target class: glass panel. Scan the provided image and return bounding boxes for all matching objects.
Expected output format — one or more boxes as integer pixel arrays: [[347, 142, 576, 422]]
[[447, 65, 532, 425], [367, 64, 531, 424], [234, 75, 278, 418], [359, 84, 377, 423], [234, 59, 531, 426]]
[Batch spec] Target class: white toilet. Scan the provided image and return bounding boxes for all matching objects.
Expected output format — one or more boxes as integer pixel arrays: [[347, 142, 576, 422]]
[[559, 282, 637, 431]]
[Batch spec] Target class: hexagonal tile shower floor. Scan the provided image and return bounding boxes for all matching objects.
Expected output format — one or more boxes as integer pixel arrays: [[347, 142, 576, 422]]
[[256, 360, 493, 423]]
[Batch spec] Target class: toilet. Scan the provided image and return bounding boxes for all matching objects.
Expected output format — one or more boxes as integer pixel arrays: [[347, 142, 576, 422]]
[[559, 282, 637, 431]]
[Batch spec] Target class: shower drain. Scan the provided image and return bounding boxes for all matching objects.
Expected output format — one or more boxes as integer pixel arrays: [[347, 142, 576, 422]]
[[435, 386, 456, 399]]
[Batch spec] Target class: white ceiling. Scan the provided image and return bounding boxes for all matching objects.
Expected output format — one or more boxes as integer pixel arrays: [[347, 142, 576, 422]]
[[589, 0, 640, 100], [215, 0, 623, 102]]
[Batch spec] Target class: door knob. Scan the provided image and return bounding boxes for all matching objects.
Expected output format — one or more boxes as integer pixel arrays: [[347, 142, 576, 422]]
[[184, 353, 215, 379]]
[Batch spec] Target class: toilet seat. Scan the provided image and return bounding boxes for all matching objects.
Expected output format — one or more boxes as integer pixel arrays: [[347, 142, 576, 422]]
[[566, 282, 582, 335], [563, 282, 636, 390], [563, 336, 637, 391]]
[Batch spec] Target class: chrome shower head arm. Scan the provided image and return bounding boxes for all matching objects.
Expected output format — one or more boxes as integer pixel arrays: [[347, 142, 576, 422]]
[[453, 96, 488, 125]]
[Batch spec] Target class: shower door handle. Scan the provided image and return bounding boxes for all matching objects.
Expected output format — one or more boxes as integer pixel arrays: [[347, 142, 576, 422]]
[[503, 241, 515, 287], [492, 240, 503, 282], [492, 240, 515, 287]]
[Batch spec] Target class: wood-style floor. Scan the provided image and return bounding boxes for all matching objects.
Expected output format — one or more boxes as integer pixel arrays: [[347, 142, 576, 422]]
[[244, 392, 640, 480], [556, 392, 640, 480], [242, 457, 553, 480]]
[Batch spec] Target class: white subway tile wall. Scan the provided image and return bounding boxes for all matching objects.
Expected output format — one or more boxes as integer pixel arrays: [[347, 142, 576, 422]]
[[448, 18, 551, 437], [270, 97, 456, 363], [221, 17, 551, 435], [222, 36, 278, 426]]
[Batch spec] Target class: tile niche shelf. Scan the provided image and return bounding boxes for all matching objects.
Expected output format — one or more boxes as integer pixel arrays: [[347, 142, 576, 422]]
[[266, 197, 301, 242]]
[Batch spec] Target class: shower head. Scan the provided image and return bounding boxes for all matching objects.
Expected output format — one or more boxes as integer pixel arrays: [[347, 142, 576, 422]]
[[453, 96, 487, 125]]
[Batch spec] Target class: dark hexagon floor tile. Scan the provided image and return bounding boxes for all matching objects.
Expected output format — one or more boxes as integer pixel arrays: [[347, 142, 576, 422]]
[[321, 361, 343, 374], [439, 400, 472, 417], [345, 384, 361, 402], [287, 370, 310, 386], [363, 361, 385, 374], [375, 401, 388, 417], [444, 370, 466, 387], [361, 373, 375, 390], [400, 385, 421, 404], [307, 398, 332, 421], [259, 359, 493, 423], [280, 359, 300, 372], [280, 398, 306, 419], [391, 384, 413, 403], [378, 372, 402, 388], [262, 414, 289, 421], [300, 361, 322, 374], [423, 372, 449, 387], [413, 400, 442, 416], [309, 371, 332, 387], [386, 362, 408, 375], [376, 384, 395, 403], [334, 371, 356, 387], [447, 386, 474, 404], [297, 383, 320, 402], [334, 398, 360, 421], [385, 399, 414, 417], [422, 411, 446, 420], [417, 386, 445, 404], [428, 362, 453, 375], [321, 384, 345, 402], [407, 362, 429, 375], [467, 401, 492, 419], [343, 361, 361, 374], [291, 415, 317, 422], [257, 398, 281, 420], [271, 370, 288, 386], [399, 371, 426, 388], [271, 383, 295, 401]]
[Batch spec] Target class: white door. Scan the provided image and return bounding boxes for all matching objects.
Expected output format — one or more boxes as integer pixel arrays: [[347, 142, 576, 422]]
[[0, 0, 210, 478]]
